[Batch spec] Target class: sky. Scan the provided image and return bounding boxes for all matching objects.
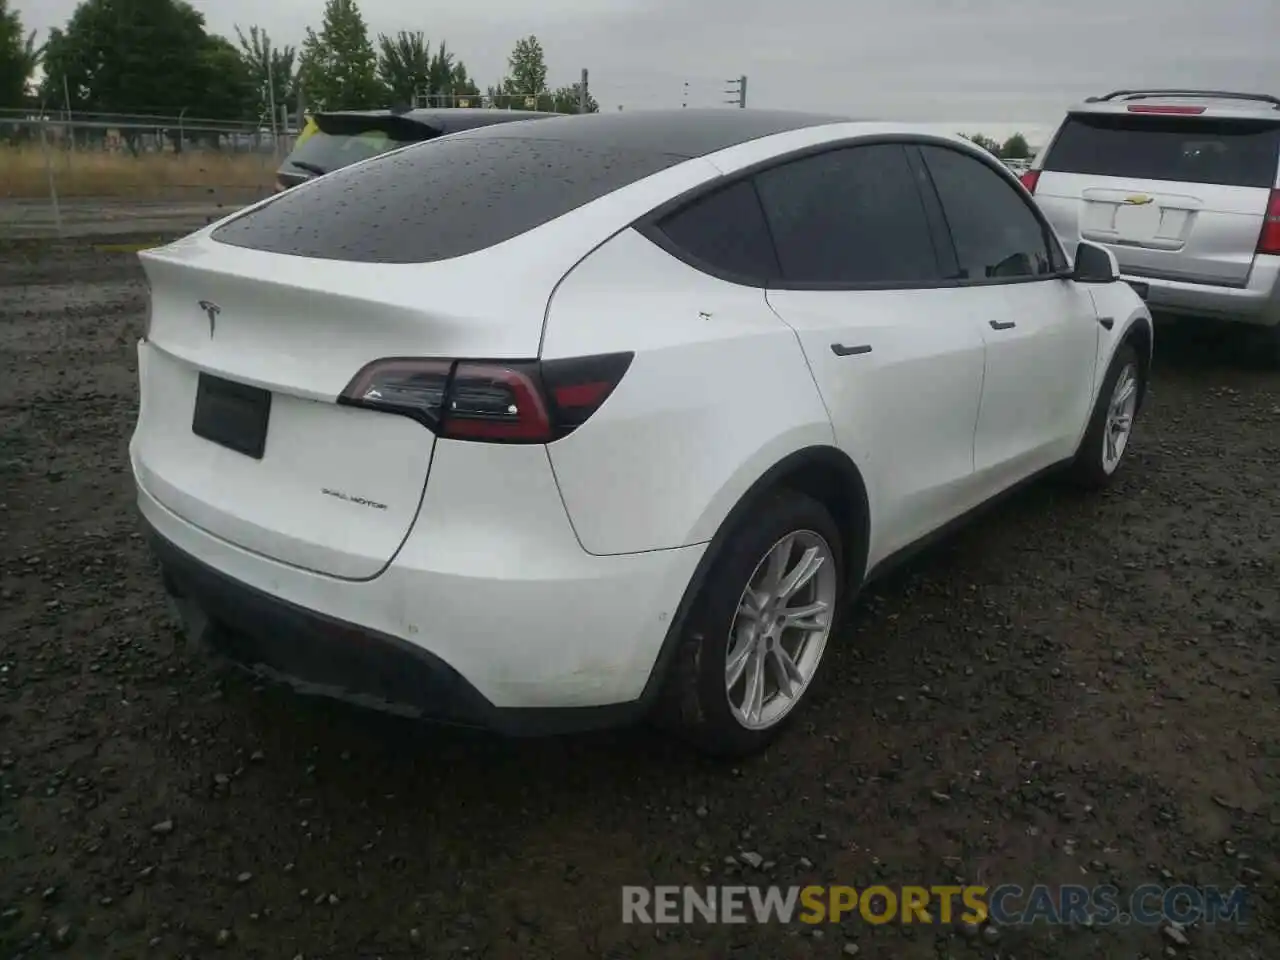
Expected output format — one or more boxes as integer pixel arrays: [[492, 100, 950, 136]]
[[16, 0, 1279, 146]]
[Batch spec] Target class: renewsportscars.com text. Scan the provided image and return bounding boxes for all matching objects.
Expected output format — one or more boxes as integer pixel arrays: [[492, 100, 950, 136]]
[[622, 884, 1248, 926]]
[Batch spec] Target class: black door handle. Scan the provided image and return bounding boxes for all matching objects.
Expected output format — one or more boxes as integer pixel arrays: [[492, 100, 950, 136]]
[[989, 320, 1016, 330], [831, 343, 872, 357]]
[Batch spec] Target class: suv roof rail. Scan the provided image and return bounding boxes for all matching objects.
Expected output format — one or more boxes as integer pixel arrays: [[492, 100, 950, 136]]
[[1084, 89, 1280, 109]]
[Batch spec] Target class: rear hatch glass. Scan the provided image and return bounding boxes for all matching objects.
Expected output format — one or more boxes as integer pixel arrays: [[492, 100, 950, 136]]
[[1043, 113, 1280, 187], [279, 113, 440, 180], [220, 135, 686, 263]]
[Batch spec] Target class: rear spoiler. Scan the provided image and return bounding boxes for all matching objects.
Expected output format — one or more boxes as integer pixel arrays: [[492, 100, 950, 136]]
[[1084, 89, 1280, 110], [312, 111, 443, 140]]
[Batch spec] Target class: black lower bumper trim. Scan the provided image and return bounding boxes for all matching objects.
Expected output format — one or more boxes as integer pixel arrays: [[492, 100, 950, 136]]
[[145, 521, 647, 736]]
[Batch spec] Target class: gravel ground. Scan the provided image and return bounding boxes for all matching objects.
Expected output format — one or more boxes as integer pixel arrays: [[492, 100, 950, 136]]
[[1, 239, 1277, 960]]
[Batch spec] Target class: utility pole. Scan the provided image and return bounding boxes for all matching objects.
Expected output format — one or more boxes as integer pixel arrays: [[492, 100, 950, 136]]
[[266, 38, 279, 155], [62, 76, 75, 149], [682, 81, 689, 108], [724, 75, 747, 108], [579, 68, 589, 113]]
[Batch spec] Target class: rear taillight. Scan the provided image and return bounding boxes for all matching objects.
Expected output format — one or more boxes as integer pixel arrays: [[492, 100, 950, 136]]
[[339, 353, 633, 443], [1258, 190, 1280, 257], [1019, 170, 1040, 194], [1126, 104, 1206, 115]]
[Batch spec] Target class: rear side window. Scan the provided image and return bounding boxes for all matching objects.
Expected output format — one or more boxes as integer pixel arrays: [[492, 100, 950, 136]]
[[919, 145, 1055, 282], [214, 137, 686, 263], [1043, 114, 1280, 188], [655, 179, 779, 283], [752, 143, 941, 285]]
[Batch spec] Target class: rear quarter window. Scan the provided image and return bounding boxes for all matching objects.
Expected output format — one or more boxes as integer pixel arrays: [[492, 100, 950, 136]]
[[214, 137, 687, 263], [1043, 114, 1280, 188], [652, 179, 780, 284]]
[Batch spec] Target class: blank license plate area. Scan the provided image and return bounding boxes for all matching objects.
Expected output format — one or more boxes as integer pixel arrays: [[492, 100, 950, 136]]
[[1112, 202, 1162, 242], [192, 373, 272, 459]]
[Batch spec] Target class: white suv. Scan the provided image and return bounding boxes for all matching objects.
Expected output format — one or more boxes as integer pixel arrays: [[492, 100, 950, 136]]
[[1023, 89, 1280, 360], [131, 110, 1153, 756]]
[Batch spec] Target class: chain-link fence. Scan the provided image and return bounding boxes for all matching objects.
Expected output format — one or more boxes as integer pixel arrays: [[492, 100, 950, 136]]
[[0, 109, 296, 240]]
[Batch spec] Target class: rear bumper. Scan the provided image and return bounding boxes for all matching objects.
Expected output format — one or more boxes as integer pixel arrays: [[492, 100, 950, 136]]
[[151, 523, 501, 729], [143, 499, 701, 734], [1123, 254, 1280, 327], [133, 436, 706, 730]]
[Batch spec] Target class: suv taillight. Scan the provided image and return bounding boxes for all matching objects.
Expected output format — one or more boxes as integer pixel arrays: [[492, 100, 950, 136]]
[[1019, 170, 1040, 194], [1258, 190, 1280, 256], [339, 353, 634, 443]]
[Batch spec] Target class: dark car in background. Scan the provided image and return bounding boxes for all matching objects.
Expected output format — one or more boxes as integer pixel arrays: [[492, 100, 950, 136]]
[[274, 107, 563, 191]]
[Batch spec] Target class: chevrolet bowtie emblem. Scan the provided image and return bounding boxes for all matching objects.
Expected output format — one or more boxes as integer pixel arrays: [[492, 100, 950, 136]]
[[1122, 195, 1154, 206]]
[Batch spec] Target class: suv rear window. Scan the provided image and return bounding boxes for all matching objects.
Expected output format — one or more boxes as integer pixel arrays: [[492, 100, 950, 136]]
[[282, 128, 420, 176], [280, 114, 444, 178], [1043, 113, 1280, 188], [215, 136, 685, 263]]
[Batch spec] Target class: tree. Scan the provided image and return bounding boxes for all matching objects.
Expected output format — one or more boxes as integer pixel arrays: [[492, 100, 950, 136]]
[[198, 35, 255, 131], [38, 0, 254, 153], [425, 41, 456, 105], [39, 0, 238, 119], [235, 25, 296, 124], [500, 34, 549, 109], [450, 62, 480, 106], [376, 30, 429, 105], [1001, 132, 1031, 160], [298, 0, 382, 110], [375, 35, 478, 108], [550, 82, 598, 114], [959, 132, 1001, 156], [0, 0, 40, 108]]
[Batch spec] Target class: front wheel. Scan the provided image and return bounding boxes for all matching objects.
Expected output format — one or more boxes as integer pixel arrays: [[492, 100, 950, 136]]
[[1068, 342, 1144, 488], [657, 490, 844, 757]]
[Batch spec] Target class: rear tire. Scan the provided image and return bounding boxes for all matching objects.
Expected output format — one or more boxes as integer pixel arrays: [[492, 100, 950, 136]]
[[1068, 342, 1144, 489], [656, 490, 844, 758]]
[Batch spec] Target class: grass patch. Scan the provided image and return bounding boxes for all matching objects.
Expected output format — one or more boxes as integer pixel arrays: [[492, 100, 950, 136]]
[[0, 231, 186, 258], [2, 145, 277, 199], [91, 240, 167, 253]]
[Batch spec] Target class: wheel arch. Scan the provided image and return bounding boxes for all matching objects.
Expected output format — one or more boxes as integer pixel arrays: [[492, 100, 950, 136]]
[[1120, 312, 1154, 411], [637, 443, 871, 706]]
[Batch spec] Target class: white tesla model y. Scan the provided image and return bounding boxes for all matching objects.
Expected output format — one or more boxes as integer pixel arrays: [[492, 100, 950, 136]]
[[131, 109, 1153, 756]]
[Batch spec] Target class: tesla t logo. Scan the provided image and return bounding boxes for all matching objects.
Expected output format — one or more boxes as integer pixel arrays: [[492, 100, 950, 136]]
[[198, 300, 221, 337], [1122, 195, 1154, 206]]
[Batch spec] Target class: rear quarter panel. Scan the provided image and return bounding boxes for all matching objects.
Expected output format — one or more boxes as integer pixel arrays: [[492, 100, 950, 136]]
[[541, 227, 834, 557]]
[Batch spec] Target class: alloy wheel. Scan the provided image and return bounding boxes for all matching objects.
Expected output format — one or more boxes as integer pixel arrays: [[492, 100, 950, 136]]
[[724, 530, 838, 731], [1103, 363, 1139, 474]]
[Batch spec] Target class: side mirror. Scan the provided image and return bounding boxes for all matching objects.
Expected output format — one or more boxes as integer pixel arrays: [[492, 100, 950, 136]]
[[1072, 241, 1119, 283]]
